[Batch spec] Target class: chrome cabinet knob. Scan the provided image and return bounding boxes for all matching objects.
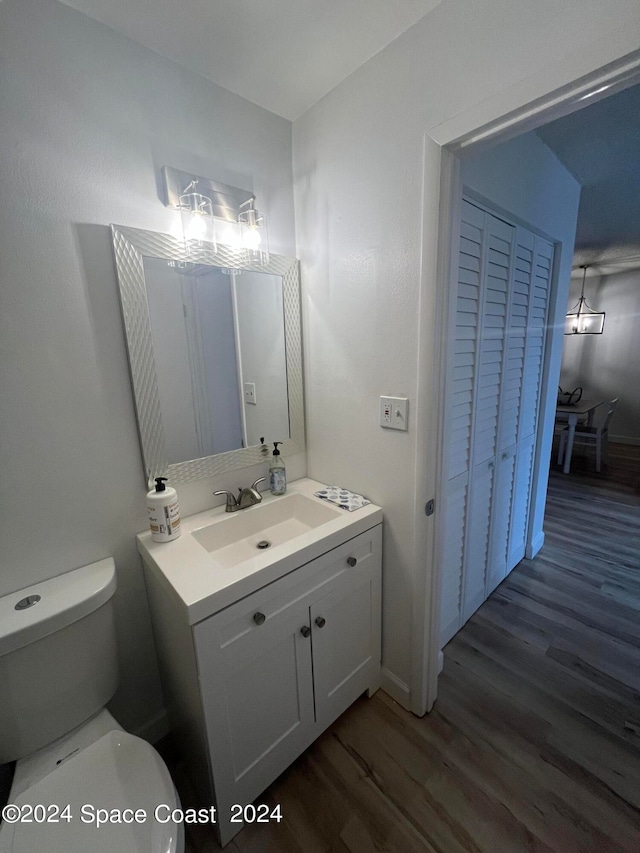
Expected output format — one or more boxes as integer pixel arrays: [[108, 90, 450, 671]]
[[300, 625, 311, 638], [315, 616, 326, 628], [347, 556, 357, 567], [253, 612, 266, 626]]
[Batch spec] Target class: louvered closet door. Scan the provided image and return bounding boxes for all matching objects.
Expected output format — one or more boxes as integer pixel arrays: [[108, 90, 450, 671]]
[[519, 236, 553, 440], [462, 456, 495, 622], [485, 228, 531, 592], [508, 233, 553, 566], [440, 197, 554, 648], [485, 443, 517, 595], [467, 213, 515, 608], [440, 474, 469, 644], [509, 433, 535, 566], [439, 200, 483, 646]]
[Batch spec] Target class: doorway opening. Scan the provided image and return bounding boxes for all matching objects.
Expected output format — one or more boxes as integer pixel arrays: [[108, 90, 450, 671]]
[[413, 50, 640, 717]]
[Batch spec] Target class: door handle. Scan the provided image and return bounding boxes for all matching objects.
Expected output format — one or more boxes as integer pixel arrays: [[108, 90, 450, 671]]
[[315, 616, 326, 628], [253, 612, 266, 626], [347, 556, 357, 567], [300, 625, 311, 638]]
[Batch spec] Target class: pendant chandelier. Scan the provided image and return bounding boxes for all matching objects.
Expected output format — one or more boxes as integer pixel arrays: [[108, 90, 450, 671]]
[[564, 265, 605, 335]]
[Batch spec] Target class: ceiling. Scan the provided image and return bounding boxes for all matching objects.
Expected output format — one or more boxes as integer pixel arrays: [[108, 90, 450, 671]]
[[60, 0, 442, 121], [535, 83, 640, 275], [61, 0, 639, 274]]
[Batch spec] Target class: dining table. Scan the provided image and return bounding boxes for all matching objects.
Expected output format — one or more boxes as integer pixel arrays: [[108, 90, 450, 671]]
[[555, 398, 606, 473]]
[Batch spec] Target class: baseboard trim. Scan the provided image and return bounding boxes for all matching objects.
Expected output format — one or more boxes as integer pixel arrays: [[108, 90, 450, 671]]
[[610, 435, 640, 446], [133, 708, 170, 744], [526, 530, 545, 560], [380, 667, 411, 709]]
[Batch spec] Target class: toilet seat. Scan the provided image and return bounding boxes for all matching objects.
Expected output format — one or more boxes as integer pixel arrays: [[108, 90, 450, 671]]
[[0, 730, 182, 853]]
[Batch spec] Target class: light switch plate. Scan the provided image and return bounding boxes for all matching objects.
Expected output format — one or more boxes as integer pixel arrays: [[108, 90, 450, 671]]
[[379, 396, 409, 430], [244, 382, 257, 405]]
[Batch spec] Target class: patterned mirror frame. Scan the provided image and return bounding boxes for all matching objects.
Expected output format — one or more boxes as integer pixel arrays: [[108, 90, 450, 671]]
[[111, 224, 305, 486]]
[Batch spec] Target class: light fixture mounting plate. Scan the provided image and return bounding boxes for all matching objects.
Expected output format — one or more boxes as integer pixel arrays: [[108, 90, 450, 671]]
[[163, 166, 255, 223]]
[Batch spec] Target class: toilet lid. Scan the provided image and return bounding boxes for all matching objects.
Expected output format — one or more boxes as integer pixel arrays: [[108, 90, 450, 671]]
[[1, 731, 181, 853]]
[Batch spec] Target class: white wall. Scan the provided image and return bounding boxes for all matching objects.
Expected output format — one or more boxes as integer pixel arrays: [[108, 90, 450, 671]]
[[293, 0, 639, 705], [461, 132, 581, 554], [561, 269, 640, 443], [0, 0, 298, 737], [461, 133, 581, 247]]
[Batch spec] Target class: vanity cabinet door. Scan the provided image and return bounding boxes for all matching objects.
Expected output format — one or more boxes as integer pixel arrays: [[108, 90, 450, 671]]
[[194, 593, 315, 836], [310, 525, 382, 729], [192, 523, 382, 846]]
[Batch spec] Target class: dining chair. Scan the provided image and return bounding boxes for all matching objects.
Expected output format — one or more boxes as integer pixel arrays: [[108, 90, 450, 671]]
[[553, 410, 586, 455], [558, 398, 619, 472]]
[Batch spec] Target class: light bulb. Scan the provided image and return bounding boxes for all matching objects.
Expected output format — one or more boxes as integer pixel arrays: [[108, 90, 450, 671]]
[[243, 228, 262, 250], [238, 205, 268, 265], [185, 213, 207, 240], [179, 191, 215, 254], [216, 220, 243, 250]]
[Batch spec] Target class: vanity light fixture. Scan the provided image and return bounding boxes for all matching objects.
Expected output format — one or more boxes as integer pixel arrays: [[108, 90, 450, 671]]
[[163, 166, 269, 266], [564, 265, 606, 335]]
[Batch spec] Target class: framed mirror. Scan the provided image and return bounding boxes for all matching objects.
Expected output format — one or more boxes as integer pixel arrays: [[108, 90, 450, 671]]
[[112, 224, 305, 485]]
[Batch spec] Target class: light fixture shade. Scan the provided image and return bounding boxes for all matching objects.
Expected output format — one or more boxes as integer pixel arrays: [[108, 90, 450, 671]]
[[564, 311, 605, 335], [239, 206, 269, 266], [179, 191, 216, 255], [214, 218, 246, 266]]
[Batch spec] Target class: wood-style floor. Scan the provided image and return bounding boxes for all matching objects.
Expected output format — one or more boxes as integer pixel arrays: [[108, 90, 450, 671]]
[[167, 442, 640, 852]]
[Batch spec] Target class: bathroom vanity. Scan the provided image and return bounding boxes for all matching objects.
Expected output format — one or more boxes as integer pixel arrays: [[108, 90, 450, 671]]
[[138, 478, 382, 846]]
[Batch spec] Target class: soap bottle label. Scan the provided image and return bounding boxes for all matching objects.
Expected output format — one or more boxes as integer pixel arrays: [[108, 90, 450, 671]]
[[270, 469, 286, 494], [148, 498, 181, 541]]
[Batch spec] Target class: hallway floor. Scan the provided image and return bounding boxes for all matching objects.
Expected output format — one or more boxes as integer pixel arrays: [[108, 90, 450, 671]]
[[171, 443, 640, 852]]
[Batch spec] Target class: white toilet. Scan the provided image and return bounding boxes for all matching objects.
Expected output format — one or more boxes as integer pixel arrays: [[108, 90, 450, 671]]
[[0, 558, 184, 853]]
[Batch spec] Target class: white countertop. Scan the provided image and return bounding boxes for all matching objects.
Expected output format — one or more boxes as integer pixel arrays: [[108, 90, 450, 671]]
[[137, 478, 383, 624]]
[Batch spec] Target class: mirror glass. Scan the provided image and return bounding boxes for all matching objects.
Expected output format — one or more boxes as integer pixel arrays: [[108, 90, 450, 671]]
[[143, 259, 289, 463], [112, 225, 304, 485]]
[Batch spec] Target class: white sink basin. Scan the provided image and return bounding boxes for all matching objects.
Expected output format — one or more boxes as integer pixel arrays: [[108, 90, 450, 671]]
[[137, 478, 383, 624], [192, 493, 342, 568]]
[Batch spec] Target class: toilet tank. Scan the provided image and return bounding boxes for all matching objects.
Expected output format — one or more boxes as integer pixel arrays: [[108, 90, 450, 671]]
[[0, 558, 118, 764]]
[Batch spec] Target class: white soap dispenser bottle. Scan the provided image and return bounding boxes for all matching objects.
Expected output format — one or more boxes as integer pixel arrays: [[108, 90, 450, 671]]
[[146, 477, 182, 542], [269, 441, 286, 495]]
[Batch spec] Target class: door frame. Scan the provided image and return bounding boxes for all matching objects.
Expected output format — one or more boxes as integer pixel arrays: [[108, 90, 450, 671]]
[[411, 50, 640, 716]]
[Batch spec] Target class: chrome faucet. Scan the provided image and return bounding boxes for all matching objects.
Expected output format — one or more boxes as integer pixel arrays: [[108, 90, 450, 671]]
[[214, 477, 266, 512]]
